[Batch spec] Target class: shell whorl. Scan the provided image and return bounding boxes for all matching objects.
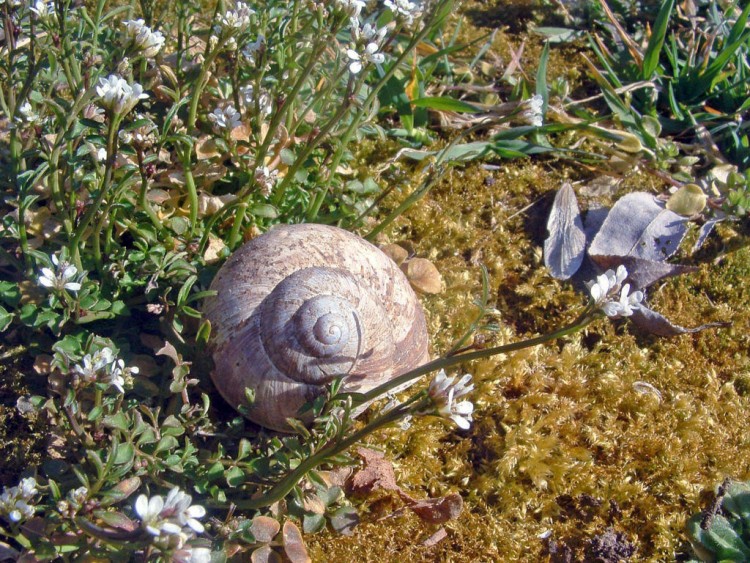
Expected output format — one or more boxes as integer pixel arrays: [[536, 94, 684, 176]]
[[203, 224, 430, 431]]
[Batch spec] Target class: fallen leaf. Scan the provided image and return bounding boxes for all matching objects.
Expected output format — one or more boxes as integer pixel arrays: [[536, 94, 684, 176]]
[[250, 516, 280, 543], [589, 192, 688, 263], [203, 234, 228, 264], [629, 306, 729, 337], [380, 243, 409, 266], [422, 527, 449, 547], [401, 258, 443, 294], [282, 521, 311, 563], [251, 545, 282, 563], [543, 182, 586, 280], [195, 136, 221, 160], [666, 184, 707, 216], [399, 491, 463, 524], [349, 448, 400, 495], [588, 254, 696, 291]]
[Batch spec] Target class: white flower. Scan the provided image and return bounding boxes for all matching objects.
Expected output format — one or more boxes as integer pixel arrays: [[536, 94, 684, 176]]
[[384, 0, 423, 25], [73, 347, 114, 383], [135, 493, 168, 536], [135, 488, 206, 538], [519, 94, 544, 127], [173, 546, 212, 563], [38, 254, 82, 293], [109, 359, 138, 393], [240, 85, 272, 116], [254, 166, 278, 196], [17, 101, 40, 124], [332, 0, 366, 17], [346, 42, 384, 74], [352, 18, 388, 45], [96, 75, 148, 116], [29, 0, 52, 19], [241, 34, 264, 64], [0, 477, 38, 523], [218, 2, 254, 31], [122, 19, 165, 58], [162, 488, 206, 534], [207, 105, 242, 133], [586, 265, 644, 318], [424, 370, 474, 430]]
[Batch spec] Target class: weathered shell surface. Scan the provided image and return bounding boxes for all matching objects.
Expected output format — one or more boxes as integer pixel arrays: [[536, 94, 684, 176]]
[[203, 224, 430, 431]]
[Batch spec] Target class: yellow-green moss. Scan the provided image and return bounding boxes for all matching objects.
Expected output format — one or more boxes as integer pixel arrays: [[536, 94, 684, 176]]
[[309, 155, 750, 561]]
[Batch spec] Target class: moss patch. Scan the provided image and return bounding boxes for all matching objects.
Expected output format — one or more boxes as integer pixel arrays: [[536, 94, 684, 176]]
[[309, 158, 750, 560]]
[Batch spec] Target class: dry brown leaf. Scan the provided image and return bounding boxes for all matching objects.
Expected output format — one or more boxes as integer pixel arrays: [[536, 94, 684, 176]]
[[401, 258, 443, 294], [349, 448, 400, 495], [197, 192, 237, 217], [380, 243, 409, 266], [301, 493, 326, 515], [230, 122, 252, 142], [399, 491, 463, 524], [195, 136, 221, 160], [250, 545, 282, 563], [282, 521, 311, 563], [421, 527, 449, 547], [203, 234, 228, 264], [249, 515, 280, 543]]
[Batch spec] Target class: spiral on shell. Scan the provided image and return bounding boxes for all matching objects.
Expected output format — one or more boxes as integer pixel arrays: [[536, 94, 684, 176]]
[[203, 224, 430, 431]]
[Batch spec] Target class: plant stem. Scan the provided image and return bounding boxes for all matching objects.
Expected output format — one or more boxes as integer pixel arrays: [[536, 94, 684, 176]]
[[354, 308, 596, 405], [228, 402, 417, 510]]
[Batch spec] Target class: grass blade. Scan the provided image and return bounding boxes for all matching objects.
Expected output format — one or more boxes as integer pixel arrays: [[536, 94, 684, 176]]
[[641, 0, 675, 79]]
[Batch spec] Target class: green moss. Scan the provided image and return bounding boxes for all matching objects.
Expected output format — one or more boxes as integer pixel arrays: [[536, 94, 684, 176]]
[[309, 153, 750, 560]]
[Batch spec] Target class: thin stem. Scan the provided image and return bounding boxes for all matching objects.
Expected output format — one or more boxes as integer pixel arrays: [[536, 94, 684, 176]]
[[228, 401, 417, 510], [355, 307, 596, 405], [71, 114, 122, 268]]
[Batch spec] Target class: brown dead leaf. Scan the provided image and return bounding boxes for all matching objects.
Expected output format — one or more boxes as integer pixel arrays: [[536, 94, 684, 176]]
[[401, 258, 443, 294], [203, 233, 228, 264], [349, 448, 400, 495], [399, 492, 463, 524], [282, 521, 311, 563], [155, 341, 182, 366], [301, 493, 326, 515], [250, 545, 282, 563], [195, 136, 221, 160], [380, 243, 409, 266], [197, 192, 237, 217], [421, 527, 448, 547], [230, 122, 252, 143], [250, 516, 280, 543]]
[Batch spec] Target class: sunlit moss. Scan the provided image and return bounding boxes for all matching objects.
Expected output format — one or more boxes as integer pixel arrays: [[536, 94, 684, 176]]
[[309, 149, 750, 560]]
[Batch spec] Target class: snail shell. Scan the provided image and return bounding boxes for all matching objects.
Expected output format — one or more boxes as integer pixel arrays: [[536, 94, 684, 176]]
[[203, 224, 430, 431]]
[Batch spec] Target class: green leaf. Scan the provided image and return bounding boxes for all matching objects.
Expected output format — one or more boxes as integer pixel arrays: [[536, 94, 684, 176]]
[[225, 466, 245, 487], [0, 305, 12, 332], [0, 281, 21, 307], [303, 513, 326, 534], [249, 203, 279, 219], [113, 443, 135, 465], [154, 435, 179, 454], [102, 412, 130, 432], [410, 97, 481, 113], [535, 41, 550, 112], [641, 0, 675, 79], [237, 438, 253, 461]]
